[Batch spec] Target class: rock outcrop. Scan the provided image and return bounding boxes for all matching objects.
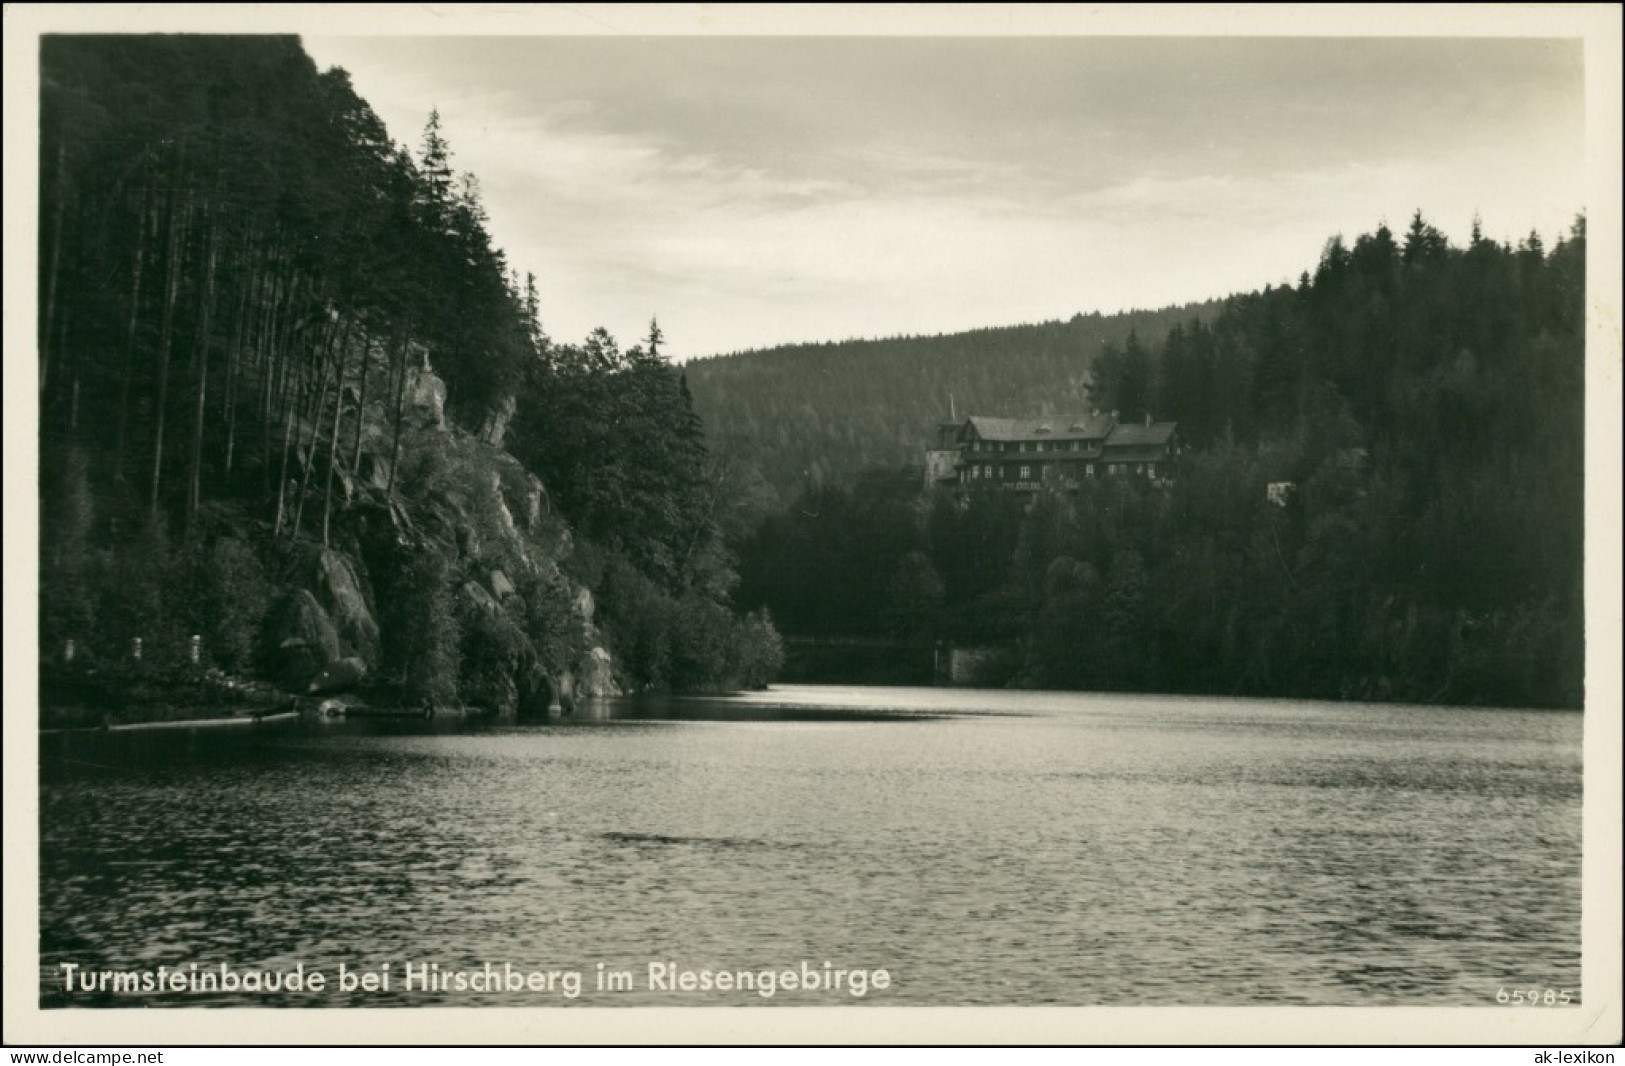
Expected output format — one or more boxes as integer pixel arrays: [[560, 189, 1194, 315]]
[[478, 392, 517, 448], [308, 656, 368, 696], [311, 548, 381, 667], [266, 589, 341, 691], [577, 646, 619, 698], [254, 363, 622, 711], [403, 363, 446, 430]]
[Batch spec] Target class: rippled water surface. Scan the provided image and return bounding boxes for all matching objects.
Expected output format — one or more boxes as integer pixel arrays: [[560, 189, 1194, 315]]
[[40, 686, 1582, 1006]]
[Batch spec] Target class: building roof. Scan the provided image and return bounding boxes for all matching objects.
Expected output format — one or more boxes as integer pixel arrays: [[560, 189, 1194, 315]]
[[1102, 421, 1177, 447], [965, 413, 1116, 442]]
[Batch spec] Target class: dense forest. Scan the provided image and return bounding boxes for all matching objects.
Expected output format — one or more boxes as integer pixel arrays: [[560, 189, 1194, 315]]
[[729, 215, 1586, 709], [684, 304, 1218, 521], [35, 35, 1586, 715], [37, 35, 781, 718]]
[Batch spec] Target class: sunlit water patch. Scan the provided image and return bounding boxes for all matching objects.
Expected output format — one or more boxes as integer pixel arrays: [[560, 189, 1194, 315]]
[[39, 685, 1581, 1007]]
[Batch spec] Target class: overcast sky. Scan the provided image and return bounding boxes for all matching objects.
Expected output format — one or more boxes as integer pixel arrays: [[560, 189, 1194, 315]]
[[300, 34, 1585, 360]]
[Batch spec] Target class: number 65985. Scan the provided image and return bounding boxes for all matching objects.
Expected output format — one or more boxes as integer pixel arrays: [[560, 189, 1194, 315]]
[[1497, 987, 1574, 1005]]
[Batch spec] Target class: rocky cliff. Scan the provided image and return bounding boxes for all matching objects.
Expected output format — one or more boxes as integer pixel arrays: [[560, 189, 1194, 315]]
[[258, 350, 619, 714]]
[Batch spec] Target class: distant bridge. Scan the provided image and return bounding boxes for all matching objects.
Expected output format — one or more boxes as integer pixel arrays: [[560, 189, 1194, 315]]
[[779, 635, 1005, 687]]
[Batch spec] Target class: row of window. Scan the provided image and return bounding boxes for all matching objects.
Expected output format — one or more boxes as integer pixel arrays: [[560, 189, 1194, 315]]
[[969, 439, 1092, 454], [961, 462, 1158, 483]]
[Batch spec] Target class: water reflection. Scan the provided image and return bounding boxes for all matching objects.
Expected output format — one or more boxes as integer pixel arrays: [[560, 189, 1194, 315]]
[[39, 685, 1582, 1007]]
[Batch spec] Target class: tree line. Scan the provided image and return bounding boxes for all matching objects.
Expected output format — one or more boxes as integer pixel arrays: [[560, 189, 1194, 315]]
[[38, 34, 780, 704], [682, 302, 1219, 529], [732, 215, 1585, 708]]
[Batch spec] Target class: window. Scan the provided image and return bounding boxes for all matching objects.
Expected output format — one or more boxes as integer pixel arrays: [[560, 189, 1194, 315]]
[[984, 465, 993, 478], [1070, 441, 1080, 452], [1020, 442, 1029, 453], [1136, 464, 1145, 475], [1086, 463, 1095, 478], [1109, 464, 1121, 476], [1147, 463, 1156, 477], [971, 466, 980, 480], [971, 440, 980, 453], [1020, 465, 1031, 480]]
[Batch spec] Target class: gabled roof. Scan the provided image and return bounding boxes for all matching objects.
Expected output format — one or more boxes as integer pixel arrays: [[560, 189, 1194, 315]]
[[966, 413, 1116, 442], [1103, 422, 1177, 447]]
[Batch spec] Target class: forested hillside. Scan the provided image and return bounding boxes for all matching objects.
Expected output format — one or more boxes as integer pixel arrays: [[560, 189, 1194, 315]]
[[734, 216, 1586, 708], [683, 304, 1217, 512], [35, 36, 1586, 714], [37, 35, 781, 717]]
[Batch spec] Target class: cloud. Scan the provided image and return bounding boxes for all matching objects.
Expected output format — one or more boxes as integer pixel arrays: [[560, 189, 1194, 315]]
[[302, 35, 1586, 358]]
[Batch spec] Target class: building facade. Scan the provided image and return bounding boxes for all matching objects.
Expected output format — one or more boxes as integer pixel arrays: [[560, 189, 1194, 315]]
[[927, 413, 1178, 492]]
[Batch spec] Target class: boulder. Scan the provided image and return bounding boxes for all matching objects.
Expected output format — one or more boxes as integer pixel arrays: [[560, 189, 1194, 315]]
[[268, 589, 341, 664], [307, 656, 368, 696], [266, 590, 340, 691], [478, 392, 517, 448], [520, 476, 547, 532], [330, 461, 355, 506], [573, 586, 596, 626], [491, 569, 516, 600], [421, 486, 478, 560], [403, 365, 446, 430], [314, 694, 366, 718], [483, 471, 528, 565], [460, 579, 501, 616], [356, 452, 392, 493], [312, 548, 381, 667], [576, 646, 621, 697]]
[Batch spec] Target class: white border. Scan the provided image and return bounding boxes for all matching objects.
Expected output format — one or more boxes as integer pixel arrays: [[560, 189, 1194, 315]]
[[4, 3, 1620, 1047]]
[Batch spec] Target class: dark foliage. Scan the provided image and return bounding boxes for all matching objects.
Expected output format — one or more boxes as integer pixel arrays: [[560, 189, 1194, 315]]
[[734, 216, 1586, 709], [683, 303, 1219, 510], [37, 36, 780, 702]]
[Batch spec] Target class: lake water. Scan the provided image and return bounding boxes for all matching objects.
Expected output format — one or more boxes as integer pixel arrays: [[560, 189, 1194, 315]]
[[39, 685, 1583, 1007]]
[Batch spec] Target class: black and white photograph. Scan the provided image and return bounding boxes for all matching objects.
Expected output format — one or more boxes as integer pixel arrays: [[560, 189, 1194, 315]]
[[5, 3, 1621, 1048]]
